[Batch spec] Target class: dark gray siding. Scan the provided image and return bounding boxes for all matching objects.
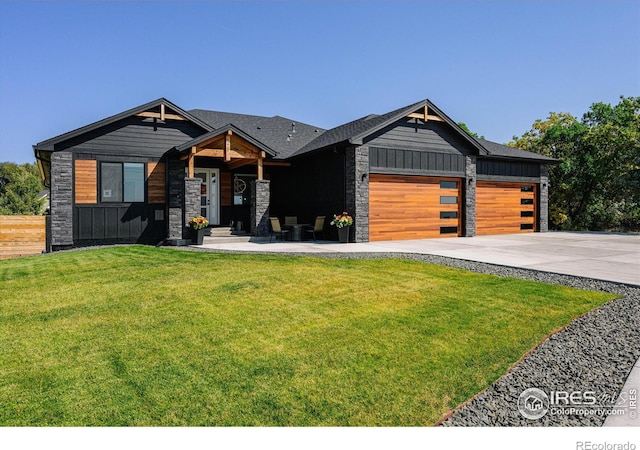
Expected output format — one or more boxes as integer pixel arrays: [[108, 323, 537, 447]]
[[370, 147, 465, 175], [74, 204, 166, 244], [364, 118, 474, 155], [477, 159, 540, 178], [55, 116, 204, 157]]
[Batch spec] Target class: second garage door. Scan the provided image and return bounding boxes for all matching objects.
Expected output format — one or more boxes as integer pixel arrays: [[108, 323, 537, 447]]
[[476, 181, 537, 235], [369, 174, 462, 241]]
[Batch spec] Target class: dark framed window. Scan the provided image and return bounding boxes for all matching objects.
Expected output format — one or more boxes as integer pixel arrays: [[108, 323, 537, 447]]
[[521, 198, 534, 205], [440, 196, 458, 204], [440, 211, 458, 219], [101, 162, 145, 203], [521, 211, 534, 218], [521, 185, 534, 192], [520, 223, 534, 230], [440, 180, 458, 189], [440, 226, 458, 234]]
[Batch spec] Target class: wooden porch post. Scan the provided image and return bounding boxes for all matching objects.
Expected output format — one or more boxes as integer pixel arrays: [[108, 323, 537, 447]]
[[225, 130, 232, 162], [257, 151, 265, 180], [188, 146, 196, 178]]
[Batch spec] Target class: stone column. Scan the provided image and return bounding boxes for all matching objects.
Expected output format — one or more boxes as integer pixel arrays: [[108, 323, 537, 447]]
[[184, 178, 201, 237], [464, 155, 477, 237], [50, 151, 73, 248], [345, 146, 369, 242], [539, 164, 549, 232], [167, 158, 185, 239], [251, 179, 270, 236]]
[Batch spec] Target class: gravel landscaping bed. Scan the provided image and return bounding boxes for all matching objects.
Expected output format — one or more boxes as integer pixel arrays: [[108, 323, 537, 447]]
[[180, 246, 640, 426]]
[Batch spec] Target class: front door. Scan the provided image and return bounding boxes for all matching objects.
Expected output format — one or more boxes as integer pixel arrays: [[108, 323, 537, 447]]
[[194, 168, 220, 225]]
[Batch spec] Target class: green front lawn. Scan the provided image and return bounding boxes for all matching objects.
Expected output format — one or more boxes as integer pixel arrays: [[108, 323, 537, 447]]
[[0, 246, 614, 426]]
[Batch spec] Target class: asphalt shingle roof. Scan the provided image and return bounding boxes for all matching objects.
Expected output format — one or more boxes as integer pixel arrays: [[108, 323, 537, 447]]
[[477, 138, 557, 162], [188, 109, 324, 159]]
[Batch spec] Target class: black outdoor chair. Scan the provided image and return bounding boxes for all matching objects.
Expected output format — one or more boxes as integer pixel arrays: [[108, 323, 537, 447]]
[[304, 216, 325, 241], [269, 217, 290, 242]]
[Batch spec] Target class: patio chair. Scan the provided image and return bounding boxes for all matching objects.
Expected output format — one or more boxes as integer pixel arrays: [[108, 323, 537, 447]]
[[269, 217, 290, 242], [284, 216, 298, 226], [304, 216, 325, 241]]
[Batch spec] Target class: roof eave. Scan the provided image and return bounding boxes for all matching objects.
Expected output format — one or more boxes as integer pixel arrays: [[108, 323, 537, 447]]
[[33, 98, 213, 151]]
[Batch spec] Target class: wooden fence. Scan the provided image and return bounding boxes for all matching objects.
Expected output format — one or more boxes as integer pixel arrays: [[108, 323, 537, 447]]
[[0, 215, 47, 260]]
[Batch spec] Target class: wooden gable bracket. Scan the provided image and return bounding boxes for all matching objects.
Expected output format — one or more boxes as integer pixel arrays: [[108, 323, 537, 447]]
[[407, 104, 444, 122], [136, 103, 187, 121]]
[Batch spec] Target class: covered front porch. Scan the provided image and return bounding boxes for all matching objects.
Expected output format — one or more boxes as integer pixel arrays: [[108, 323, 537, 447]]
[[168, 125, 284, 240]]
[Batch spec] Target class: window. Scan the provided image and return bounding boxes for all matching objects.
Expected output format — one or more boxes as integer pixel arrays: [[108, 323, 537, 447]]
[[521, 211, 534, 218], [101, 162, 145, 203], [440, 226, 458, 234], [520, 223, 534, 230], [440, 196, 458, 204], [521, 198, 534, 205], [521, 185, 534, 192], [440, 211, 458, 219], [440, 180, 458, 189]]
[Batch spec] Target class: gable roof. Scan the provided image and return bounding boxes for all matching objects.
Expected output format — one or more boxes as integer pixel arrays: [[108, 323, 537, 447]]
[[174, 124, 278, 157], [188, 109, 324, 159], [33, 98, 213, 152], [291, 99, 490, 158]]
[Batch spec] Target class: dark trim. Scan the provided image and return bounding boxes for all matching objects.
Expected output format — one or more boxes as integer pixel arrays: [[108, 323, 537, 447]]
[[477, 174, 541, 183], [370, 167, 465, 178], [174, 124, 277, 156], [34, 98, 213, 151]]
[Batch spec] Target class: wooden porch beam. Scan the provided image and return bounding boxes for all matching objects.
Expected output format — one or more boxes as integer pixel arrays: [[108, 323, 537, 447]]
[[406, 112, 444, 122], [263, 161, 291, 167], [188, 146, 196, 178]]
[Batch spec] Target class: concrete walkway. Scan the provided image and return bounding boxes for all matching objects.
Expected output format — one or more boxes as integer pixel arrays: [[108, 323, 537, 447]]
[[197, 231, 640, 286]]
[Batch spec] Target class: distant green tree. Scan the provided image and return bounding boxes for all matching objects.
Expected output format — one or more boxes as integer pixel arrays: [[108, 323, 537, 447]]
[[457, 122, 484, 139], [511, 96, 640, 231], [0, 162, 45, 215]]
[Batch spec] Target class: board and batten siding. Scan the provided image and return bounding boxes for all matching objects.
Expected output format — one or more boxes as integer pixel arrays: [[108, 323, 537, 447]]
[[74, 159, 97, 204], [370, 147, 465, 174], [477, 159, 540, 179]]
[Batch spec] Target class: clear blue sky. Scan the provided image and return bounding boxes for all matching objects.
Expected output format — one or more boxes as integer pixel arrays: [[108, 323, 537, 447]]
[[0, 1, 638, 164]]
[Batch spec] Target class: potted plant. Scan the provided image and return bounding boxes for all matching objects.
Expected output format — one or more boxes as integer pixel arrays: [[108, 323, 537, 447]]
[[330, 211, 353, 243], [188, 215, 209, 245]]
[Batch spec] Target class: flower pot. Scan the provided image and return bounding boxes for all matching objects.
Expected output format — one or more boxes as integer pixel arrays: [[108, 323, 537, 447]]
[[191, 228, 205, 245], [338, 226, 350, 243]]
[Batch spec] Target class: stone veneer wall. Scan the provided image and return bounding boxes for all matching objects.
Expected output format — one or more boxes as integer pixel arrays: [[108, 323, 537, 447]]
[[251, 180, 270, 236], [464, 155, 477, 237], [344, 146, 369, 242], [50, 151, 73, 247], [184, 178, 201, 237], [539, 164, 549, 232], [168, 158, 185, 238]]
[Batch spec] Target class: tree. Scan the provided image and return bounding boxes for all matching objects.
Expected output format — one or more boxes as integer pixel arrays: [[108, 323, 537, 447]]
[[511, 96, 640, 231], [457, 122, 484, 140], [0, 162, 45, 215]]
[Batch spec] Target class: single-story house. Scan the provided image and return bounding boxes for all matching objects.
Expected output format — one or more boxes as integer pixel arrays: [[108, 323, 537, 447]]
[[33, 98, 556, 250]]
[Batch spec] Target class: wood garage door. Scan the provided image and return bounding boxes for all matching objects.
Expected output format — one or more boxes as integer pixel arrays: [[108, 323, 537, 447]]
[[476, 181, 537, 235], [369, 174, 462, 241]]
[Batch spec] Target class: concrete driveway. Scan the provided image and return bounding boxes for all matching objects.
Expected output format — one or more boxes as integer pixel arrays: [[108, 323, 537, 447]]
[[197, 232, 640, 286]]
